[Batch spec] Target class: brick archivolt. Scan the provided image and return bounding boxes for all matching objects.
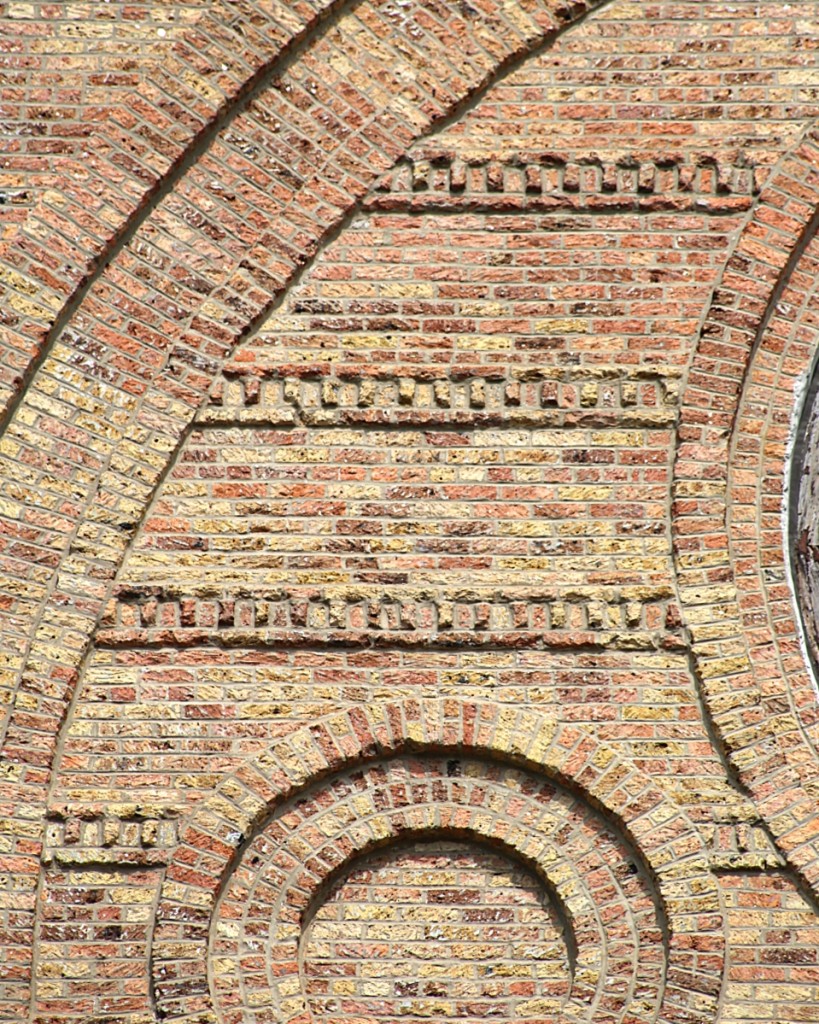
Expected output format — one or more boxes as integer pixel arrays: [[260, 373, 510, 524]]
[[152, 699, 722, 1024], [0, 1, 608, 1015], [214, 765, 658, 1024], [0, 0, 605, 756], [673, 129, 819, 886], [5, 3, 819, 1021]]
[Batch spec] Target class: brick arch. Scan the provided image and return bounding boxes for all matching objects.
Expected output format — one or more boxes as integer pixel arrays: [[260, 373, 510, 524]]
[[0, 2, 610, 1015], [212, 769, 646, 1024], [152, 698, 722, 1023], [0, 0, 338, 417], [0, 0, 611, 758], [672, 125, 819, 884]]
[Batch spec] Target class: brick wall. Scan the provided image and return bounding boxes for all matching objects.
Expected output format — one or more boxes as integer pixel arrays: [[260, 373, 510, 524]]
[[4, 2, 819, 1022], [0, 1, 207, 229]]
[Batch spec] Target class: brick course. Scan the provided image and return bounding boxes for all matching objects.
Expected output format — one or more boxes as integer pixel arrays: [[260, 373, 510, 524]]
[[5, 2, 819, 1022]]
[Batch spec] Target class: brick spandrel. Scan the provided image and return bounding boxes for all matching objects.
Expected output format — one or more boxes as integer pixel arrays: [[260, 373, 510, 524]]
[[5, 2, 819, 1024]]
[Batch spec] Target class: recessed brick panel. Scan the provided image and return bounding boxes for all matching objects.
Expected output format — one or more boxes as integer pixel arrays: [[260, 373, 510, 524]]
[[301, 841, 571, 1023]]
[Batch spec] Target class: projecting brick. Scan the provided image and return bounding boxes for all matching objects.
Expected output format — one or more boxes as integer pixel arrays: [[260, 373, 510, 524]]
[[5, 3, 819, 1023]]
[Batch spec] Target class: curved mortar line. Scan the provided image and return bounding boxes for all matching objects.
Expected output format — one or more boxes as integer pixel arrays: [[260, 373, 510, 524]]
[[0, 0, 610, 444], [0, 0, 357, 757], [152, 702, 715, 1023], [203, 0, 614, 354], [40, 0, 615, 803], [11, 6, 815, 1017], [667, 132, 819, 904], [785, 297, 819, 705], [292, 829, 585, 1019], [287, 794, 664, 1021], [288, 824, 607, 1022], [296, 830, 581, 981], [26, 6, 617, 1009], [186, 743, 676, 977], [0, 4, 741, 1015], [670, 126, 819, 783], [661, 200, 762, 806]]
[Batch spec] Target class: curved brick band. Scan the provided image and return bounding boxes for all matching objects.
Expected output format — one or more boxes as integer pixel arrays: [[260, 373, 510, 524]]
[[0, 0, 602, 743], [212, 760, 658, 1023], [733, 214, 819, 759], [0, 2, 609, 1014], [152, 699, 723, 1024], [0, 0, 340, 417], [673, 127, 819, 883], [0, 0, 614, 745]]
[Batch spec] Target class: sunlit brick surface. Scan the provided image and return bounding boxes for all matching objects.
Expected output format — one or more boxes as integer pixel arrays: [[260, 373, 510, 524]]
[[207, 755, 668, 1024], [302, 841, 571, 1023], [6, 3, 819, 1022]]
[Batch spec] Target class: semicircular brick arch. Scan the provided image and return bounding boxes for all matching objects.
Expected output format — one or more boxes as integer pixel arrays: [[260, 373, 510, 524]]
[[673, 125, 819, 884], [0, 1, 607, 1014], [152, 698, 722, 1024], [212, 766, 656, 1024]]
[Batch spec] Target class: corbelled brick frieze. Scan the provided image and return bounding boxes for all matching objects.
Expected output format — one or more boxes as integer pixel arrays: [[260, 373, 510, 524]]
[[6, 3, 819, 1024], [369, 152, 764, 213]]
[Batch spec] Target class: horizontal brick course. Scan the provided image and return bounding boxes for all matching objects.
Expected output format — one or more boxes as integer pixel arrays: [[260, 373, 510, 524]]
[[6, 2, 819, 1022]]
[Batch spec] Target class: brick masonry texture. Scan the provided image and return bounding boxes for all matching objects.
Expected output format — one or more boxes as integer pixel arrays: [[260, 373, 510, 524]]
[[6, 2, 819, 1023], [300, 840, 573, 1022], [0, 2, 208, 226]]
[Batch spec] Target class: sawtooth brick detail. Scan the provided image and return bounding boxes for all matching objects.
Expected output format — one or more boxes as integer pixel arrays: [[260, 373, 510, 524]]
[[6, 3, 819, 1023]]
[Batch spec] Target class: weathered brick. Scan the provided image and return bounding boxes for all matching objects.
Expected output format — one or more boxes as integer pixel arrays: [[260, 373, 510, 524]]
[[5, 2, 819, 1022]]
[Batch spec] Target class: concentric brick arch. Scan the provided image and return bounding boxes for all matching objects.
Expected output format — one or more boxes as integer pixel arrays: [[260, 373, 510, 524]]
[[9, 6, 819, 1020], [152, 699, 722, 1024], [0, 1, 610, 1014], [213, 775, 657, 1024], [673, 125, 819, 884]]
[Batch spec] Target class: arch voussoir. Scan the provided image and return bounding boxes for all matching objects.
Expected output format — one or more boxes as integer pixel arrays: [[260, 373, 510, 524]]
[[0, 3, 606, 1014], [153, 698, 721, 1024], [673, 123, 819, 893]]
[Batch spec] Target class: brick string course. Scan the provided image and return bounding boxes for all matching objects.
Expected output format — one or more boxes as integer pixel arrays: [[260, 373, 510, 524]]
[[5, 2, 819, 1023]]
